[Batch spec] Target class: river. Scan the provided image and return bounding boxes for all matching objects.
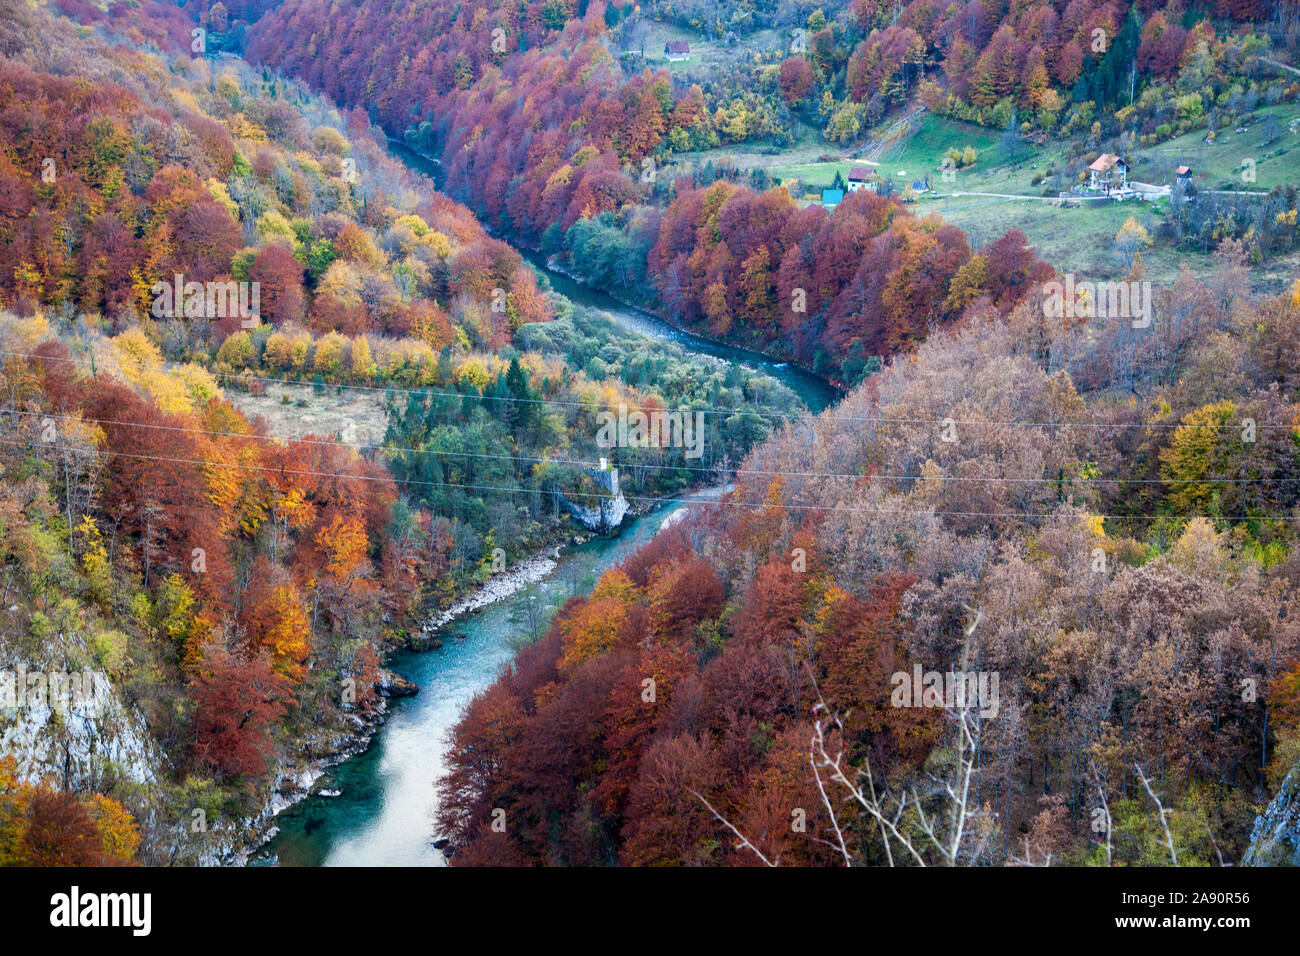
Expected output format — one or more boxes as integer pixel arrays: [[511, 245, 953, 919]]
[[248, 140, 837, 866], [385, 141, 839, 414], [251, 501, 696, 866]]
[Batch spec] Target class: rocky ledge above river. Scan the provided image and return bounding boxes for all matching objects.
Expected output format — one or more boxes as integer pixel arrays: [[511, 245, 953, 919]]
[[560, 465, 628, 532], [377, 669, 418, 698]]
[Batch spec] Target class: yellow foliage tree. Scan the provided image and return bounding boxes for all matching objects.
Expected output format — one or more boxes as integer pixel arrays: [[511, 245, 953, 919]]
[[1114, 216, 1152, 268], [558, 570, 640, 673], [264, 327, 311, 370], [0, 756, 30, 866], [316, 260, 363, 307], [349, 336, 376, 381], [314, 513, 369, 584], [244, 576, 312, 679], [77, 516, 113, 606], [1159, 400, 1236, 515], [313, 331, 349, 378], [85, 794, 141, 864]]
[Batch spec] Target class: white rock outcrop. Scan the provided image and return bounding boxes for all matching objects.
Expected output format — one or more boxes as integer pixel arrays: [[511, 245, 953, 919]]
[[0, 666, 160, 789], [1243, 766, 1300, 865], [561, 466, 627, 532]]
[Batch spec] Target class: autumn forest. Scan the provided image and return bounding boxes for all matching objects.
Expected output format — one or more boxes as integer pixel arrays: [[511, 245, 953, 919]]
[[0, 0, 1299, 889]]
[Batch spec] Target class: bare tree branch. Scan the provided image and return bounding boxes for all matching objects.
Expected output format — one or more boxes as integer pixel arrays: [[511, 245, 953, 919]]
[[1134, 763, 1178, 865], [687, 788, 777, 867]]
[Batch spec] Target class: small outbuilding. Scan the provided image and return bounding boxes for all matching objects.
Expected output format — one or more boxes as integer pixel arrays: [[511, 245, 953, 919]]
[[665, 40, 691, 61]]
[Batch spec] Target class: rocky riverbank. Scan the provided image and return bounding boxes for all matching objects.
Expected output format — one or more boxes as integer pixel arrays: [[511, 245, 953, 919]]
[[228, 547, 565, 864], [219, 709, 387, 866], [421, 551, 561, 634]]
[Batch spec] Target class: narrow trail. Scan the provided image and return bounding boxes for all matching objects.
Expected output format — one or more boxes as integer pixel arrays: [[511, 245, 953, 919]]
[[847, 106, 927, 161]]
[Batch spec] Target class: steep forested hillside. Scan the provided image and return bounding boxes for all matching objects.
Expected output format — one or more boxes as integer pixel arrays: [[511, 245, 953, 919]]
[[239, 0, 1075, 381], [231, 0, 1298, 385], [0, 0, 799, 863], [437, 266, 1300, 866]]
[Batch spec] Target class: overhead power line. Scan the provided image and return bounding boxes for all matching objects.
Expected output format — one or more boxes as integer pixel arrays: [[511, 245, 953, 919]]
[[4, 436, 1298, 523], [6, 407, 1299, 487], [2, 348, 1290, 431]]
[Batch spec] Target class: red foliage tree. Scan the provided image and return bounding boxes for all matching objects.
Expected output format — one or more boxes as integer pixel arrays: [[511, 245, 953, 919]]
[[190, 641, 290, 781], [249, 241, 305, 324]]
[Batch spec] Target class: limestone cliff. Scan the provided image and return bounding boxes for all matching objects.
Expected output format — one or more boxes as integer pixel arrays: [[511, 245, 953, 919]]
[[1243, 767, 1300, 865], [561, 466, 628, 532]]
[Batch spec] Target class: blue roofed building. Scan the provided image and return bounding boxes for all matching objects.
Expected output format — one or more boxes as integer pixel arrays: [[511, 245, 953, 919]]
[[821, 188, 844, 209]]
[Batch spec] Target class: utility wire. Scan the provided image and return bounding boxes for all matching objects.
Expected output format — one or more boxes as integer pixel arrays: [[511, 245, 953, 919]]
[[5, 407, 1297, 486], [4, 436, 1297, 523], [2, 348, 1289, 430]]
